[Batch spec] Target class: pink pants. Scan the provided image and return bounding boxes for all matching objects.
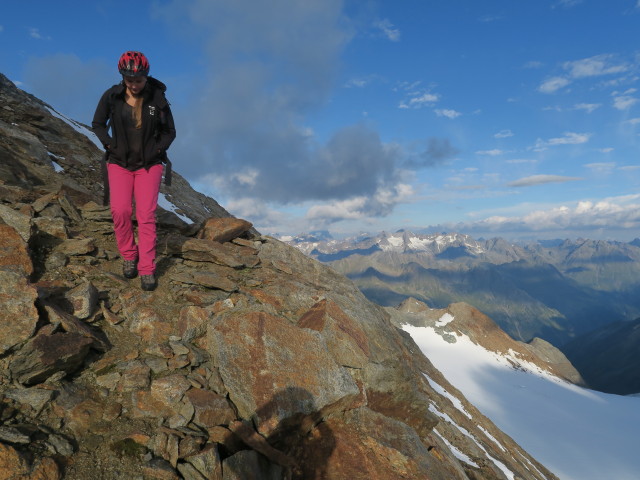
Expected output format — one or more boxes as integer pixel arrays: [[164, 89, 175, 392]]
[[107, 163, 163, 276]]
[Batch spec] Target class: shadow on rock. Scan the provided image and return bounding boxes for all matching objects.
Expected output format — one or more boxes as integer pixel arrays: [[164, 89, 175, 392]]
[[227, 386, 337, 480]]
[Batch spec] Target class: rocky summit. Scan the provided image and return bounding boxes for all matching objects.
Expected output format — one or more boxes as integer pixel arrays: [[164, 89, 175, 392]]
[[0, 73, 560, 479]]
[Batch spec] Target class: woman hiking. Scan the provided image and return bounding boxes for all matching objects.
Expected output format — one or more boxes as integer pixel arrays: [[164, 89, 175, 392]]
[[92, 51, 176, 291]]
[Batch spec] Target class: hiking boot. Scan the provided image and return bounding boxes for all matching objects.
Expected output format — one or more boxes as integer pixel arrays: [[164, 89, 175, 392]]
[[140, 274, 157, 291], [123, 259, 138, 279]]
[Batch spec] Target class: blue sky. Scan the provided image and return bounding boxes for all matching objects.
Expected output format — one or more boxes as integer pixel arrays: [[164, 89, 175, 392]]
[[3, 1, 640, 241]]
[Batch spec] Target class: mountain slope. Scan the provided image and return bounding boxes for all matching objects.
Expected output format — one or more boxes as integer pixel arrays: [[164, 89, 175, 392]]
[[562, 318, 640, 395], [388, 299, 640, 480], [0, 73, 561, 479]]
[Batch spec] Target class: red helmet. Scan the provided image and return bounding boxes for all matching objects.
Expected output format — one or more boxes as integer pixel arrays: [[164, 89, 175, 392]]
[[118, 51, 150, 77]]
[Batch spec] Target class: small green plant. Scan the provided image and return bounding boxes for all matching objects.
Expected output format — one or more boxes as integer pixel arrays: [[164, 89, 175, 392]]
[[109, 438, 147, 458]]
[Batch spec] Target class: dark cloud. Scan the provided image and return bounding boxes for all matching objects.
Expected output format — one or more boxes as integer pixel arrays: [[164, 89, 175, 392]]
[[404, 137, 459, 168]]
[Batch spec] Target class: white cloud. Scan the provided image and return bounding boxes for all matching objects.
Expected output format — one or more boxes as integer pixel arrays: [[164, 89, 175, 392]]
[[574, 103, 601, 113], [400, 92, 440, 109], [506, 158, 537, 164], [538, 76, 571, 93], [494, 129, 514, 138], [435, 108, 461, 119], [28, 27, 50, 40], [344, 76, 377, 88], [374, 19, 400, 42], [306, 183, 413, 224], [475, 149, 504, 156], [538, 54, 631, 94], [478, 14, 504, 23], [547, 132, 591, 145], [433, 194, 640, 240], [584, 162, 616, 173], [613, 95, 639, 110], [533, 132, 591, 150], [523, 60, 544, 69], [563, 54, 629, 78], [553, 0, 583, 8], [507, 175, 583, 187]]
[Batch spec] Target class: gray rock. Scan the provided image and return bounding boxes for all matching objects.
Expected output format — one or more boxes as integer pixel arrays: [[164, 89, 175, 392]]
[[45, 302, 110, 351], [4, 387, 55, 415], [9, 331, 93, 385], [54, 237, 96, 256], [222, 450, 281, 480], [57, 192, 83, 223], [0, 270, 39, 355], [185, 444, 222, 480], [32, 216, 68, 239], [0, 204, 32, 242], [176, 462, 207, 480], [64, 281, 99, 319], [45, 251, 68, 270], [0, 426, 30, 444]]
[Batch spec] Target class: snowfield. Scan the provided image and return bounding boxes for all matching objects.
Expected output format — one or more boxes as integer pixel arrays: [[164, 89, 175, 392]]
[[403, 323, 640, 480]]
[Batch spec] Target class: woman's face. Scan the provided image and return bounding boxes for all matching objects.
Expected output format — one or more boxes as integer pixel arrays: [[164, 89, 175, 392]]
[[123, 76, 147, 96]]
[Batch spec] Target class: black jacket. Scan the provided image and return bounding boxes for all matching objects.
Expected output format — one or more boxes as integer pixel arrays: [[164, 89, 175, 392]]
[[92, 77, 176, 171]]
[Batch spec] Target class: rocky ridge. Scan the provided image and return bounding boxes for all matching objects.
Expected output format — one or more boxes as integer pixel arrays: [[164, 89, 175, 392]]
[[387, 298, 585, 386], [0, 73, 559, 479]]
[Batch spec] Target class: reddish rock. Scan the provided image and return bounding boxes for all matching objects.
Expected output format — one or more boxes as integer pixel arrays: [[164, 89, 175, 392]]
[[65, 398, 104, 435], [141, 458, 179, 480], [0, 442, 29, 479], [0, 270, 38, 355], [29, 456, 62, 480], [206, 311, 359, 437], [292, 407, 461, 480], [131, 391, 173, 419], [298, 299, 370, 368], [150, 375, 192, 409], [185, 388, 236, 428], [0, 223, 33, 275], [197, 217, 253, 243], [127, 306, 174, 344], [177, 306, 212, 342]]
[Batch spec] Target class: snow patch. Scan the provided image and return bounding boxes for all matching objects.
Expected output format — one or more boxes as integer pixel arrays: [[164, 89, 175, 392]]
[[424, 375, 472, 419], [158, 193, 193, 224], [433, 428, 479, 468], [435, 313, 454, 327], [44, 106, 103, 150], [402, 323, 640, 480]]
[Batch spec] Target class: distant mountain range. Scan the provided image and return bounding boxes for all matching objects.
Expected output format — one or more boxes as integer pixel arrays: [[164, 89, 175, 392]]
[[283, 230, 640, 393]]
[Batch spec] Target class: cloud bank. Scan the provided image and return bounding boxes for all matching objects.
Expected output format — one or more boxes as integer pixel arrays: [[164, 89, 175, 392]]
[[431, 195, 640, 241]]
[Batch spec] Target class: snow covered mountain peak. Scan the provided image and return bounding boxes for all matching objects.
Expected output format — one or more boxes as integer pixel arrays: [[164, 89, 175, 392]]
[[284, 230, 487, 256]]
